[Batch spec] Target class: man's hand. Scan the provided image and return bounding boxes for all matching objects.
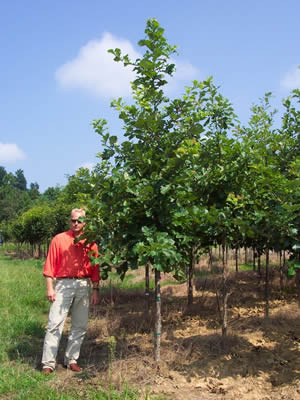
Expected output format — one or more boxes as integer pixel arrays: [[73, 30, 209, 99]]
[[47, 287, 56, 302], [91, 289, 100, 305], [45, 276, 56, 302]]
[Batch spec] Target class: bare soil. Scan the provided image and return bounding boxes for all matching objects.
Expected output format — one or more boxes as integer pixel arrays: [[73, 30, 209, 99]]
[[43, 265, 300, 400]]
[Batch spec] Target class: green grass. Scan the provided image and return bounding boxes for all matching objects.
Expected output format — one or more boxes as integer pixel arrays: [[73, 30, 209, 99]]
[[0, 362, 144, 399], [0, 252, 166, 400], [0, 362, 51, 398], [238, 263, 278, 272], [238, 263, 254, 271], [0, 255, 47, 363], [102, 271, 156, 290], [103, 271, 185, 290]]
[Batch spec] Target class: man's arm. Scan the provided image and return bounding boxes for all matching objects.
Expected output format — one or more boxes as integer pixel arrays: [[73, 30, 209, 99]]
[[91, 281, 100, 305], [90, 242, 100, 305], [45, 276, 56, 302]]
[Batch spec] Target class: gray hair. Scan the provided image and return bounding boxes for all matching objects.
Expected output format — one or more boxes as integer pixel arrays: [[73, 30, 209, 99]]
[[70, 208, 86, 218]]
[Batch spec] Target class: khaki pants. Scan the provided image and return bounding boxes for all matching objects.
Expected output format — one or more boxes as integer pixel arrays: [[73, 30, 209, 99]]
[[42, 278, 90, 370]]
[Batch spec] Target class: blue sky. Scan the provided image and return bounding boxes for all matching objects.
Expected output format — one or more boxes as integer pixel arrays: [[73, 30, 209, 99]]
[[0, 1, 299, 192]]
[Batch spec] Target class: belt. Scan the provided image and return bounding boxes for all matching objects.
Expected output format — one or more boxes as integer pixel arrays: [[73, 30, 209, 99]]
[[56, 277, 89, 280]]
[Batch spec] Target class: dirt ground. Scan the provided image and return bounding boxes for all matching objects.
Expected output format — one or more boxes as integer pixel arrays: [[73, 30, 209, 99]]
[[47, 266, 300, 400]]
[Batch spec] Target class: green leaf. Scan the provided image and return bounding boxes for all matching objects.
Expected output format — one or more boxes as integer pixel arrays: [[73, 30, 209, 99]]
[[287, 266, 296, 277], [109, 136, 118, 146]]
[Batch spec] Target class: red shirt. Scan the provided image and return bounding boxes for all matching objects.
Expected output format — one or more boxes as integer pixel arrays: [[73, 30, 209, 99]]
[[43, 230, 100, 282]]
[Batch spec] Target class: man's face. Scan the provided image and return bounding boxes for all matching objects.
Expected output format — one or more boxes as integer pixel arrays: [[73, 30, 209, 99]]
[[70, 211, 85, 236]]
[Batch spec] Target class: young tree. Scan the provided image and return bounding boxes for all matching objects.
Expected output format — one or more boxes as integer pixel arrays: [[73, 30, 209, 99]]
[[20, 205, 54, 257], [87, 19, 182, 363], [235, 93, 298, 315], [83, 18, 242, 359]]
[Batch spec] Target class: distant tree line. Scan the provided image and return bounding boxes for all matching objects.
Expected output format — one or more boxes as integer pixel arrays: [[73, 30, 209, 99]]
[[0, 166, 82, 257]]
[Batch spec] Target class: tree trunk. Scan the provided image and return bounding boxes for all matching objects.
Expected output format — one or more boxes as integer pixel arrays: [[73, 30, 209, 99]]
[[145, 262, 150, 313], [187, 247, 196, 306], [258, 254, 262, 278], [235, 248, 238, 274], [109, 277, 113, 305], [154, 269, 161, 364], [208, 247, 213, 271], [244, 247, 248, 265], [45, 241, 49, 258], [253, 248, 256, 271], [221, 243, 228, 337], [279, 250, 284, 291], [264, 249, 270, 318], [296, 269, 300, 306]]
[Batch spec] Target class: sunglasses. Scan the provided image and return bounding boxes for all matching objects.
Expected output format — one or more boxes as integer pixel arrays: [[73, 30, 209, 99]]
[[71, 219, 84, 224]]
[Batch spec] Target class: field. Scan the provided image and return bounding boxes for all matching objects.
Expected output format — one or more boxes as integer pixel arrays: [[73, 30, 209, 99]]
[[1, 251, 300, 399]]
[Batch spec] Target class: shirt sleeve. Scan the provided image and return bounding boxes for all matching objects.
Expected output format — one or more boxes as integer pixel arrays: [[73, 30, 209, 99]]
[[43, 236, 58, 278]]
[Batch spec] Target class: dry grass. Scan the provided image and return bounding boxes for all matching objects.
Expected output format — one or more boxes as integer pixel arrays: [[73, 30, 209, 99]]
[[50, 263, 299, 399]]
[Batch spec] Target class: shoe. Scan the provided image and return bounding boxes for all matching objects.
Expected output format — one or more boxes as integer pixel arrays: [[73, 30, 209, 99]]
[[42, 368, 53, 376], [68, 363, 82, 372]]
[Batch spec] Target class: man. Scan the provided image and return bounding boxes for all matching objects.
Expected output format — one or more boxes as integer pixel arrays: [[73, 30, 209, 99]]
[[41, 208, 100, 375]]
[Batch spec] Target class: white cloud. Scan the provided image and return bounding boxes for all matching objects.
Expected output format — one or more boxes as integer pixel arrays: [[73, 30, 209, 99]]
[[55, 32, 200, 98], [173, 60, 200, 81], [166, 59, 200, 93], [280, 66, 300, 90], [55, 33, 140, 98], [0, 143, 26, 163]]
